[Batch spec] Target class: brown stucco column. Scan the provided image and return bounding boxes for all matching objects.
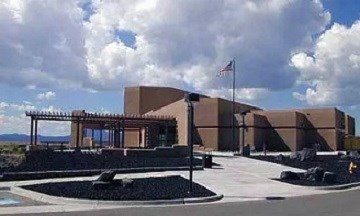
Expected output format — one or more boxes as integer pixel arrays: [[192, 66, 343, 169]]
[[76, 117, 80, 149], [138, 127, 142, 148]]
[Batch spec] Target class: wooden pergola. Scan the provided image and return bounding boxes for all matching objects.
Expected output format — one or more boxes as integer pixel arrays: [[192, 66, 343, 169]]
[[25, 111, 177, 148]]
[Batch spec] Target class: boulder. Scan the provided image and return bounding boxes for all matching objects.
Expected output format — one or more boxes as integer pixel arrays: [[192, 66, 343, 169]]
[[349, 151, 360, 160], [322, 172, 337, 184], [304, 167, 324, 181], [280, 171, 300, 180], [96, 170, 116, 182], [289, 152, 299, 160], [122, 178, 134, 188], [340, 154, 350, 159], [299, 148, 316, 162]]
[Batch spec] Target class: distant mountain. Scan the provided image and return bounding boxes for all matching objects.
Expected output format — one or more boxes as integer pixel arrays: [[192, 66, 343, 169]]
[[0, 132, 110, 143], [0, 133, 70, 142]]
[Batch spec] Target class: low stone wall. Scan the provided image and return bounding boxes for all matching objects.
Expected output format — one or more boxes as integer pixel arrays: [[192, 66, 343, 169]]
[[0, 149, 201, 174]]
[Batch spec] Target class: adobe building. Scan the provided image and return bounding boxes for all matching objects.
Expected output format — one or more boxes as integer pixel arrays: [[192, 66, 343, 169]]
[[69, 86, 355, 152], [123, 86, 356, 151]]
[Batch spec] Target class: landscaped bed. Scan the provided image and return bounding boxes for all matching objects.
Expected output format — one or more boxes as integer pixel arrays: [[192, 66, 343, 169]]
[[21, 176, 216, 201], [250, 154, 360, 186]]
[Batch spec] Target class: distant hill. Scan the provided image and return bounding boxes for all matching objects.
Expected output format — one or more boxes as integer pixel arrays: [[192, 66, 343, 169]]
[[0, 133, 70, 142], [0, 132, 109, 143]]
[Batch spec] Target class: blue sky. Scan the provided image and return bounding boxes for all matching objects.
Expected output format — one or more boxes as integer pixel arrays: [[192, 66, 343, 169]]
[[0, 0, 359, 135]]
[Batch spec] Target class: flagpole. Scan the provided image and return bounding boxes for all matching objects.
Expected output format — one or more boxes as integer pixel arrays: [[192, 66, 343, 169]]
[[232, 59, 235, 152]]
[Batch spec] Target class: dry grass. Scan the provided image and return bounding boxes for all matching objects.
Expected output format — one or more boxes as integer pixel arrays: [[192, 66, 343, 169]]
[[0, 143, 26, 155]]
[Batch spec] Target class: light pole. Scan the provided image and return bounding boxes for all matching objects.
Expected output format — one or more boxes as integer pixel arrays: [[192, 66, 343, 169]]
[[185, 93, 199, 194]]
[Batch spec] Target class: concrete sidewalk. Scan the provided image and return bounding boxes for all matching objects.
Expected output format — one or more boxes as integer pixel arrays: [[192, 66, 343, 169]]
[[0, 156, 347, 214], [177, 156, 330, 202]]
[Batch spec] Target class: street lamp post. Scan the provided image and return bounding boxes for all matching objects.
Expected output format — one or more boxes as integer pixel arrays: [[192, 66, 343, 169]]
[[185, 93, 199, 194]]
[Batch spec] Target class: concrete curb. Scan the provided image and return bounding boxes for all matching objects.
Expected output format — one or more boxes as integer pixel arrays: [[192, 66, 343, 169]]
[[313, 181, 360, 190], [10, 186, 223, 206], [273, 178, 360, 191]]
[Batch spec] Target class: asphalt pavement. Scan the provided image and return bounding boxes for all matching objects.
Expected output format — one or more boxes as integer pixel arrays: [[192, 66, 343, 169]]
[[18, 188, 360, 216]]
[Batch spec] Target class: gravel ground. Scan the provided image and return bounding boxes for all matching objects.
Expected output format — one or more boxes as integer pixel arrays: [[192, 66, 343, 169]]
[[251, 155, 360, 186], [21, 176, 216, 200], [0, 151, 202, 173]]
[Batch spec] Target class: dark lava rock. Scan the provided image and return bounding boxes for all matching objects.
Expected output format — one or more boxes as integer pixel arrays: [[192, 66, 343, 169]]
[[96, 170, 116, 182], [251, 155, 360, 186], [299, 148, 316, 162], [92, 181, 113, 189], [275, 154, 285, 162], [340, 154, 351, 159], [21, 176, 216, 200], [122, 178, 134, 188], [349, 151, 360, 160], [304, 167, 324, 181], [289, 152, 299, 160], [322, 172, 337, 184], [280, 171, 300, 180]]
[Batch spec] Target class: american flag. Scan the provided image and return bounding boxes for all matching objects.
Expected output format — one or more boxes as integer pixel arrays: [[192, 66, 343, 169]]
[[217, 61, 233, 77]]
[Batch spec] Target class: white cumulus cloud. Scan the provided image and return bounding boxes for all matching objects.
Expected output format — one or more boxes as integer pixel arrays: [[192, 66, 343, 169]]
[[0, 113, 70, 136], [292, 21, 360, 106], [37, 91, 56, 100], [41, 105, 62, 113], [0, 0, 88, 89], [0, 101, 36, 112], [0, 0, 331, 102], [207, 88, 269, 102], [84, 0, 330, 99]]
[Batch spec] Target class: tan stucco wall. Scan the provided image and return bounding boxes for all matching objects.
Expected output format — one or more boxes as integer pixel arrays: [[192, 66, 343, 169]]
[[249, 108, 349, 151], [124, 86, 186, 115], [70, 122, 84, 147], [194, 98, 219, 126], [146, 99, 187, 145], [345, 115, 355, 135], [253, 110, 303, 128], [70, 110, 86, 148], [197, 128, 219, 150], [297, 108, 338, 128], [124, 129, 140, 148], [315, 129, 337, 150]]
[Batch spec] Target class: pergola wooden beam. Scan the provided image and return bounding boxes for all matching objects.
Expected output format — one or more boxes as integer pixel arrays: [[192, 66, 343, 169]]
[[26, 111, 176, 147]]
